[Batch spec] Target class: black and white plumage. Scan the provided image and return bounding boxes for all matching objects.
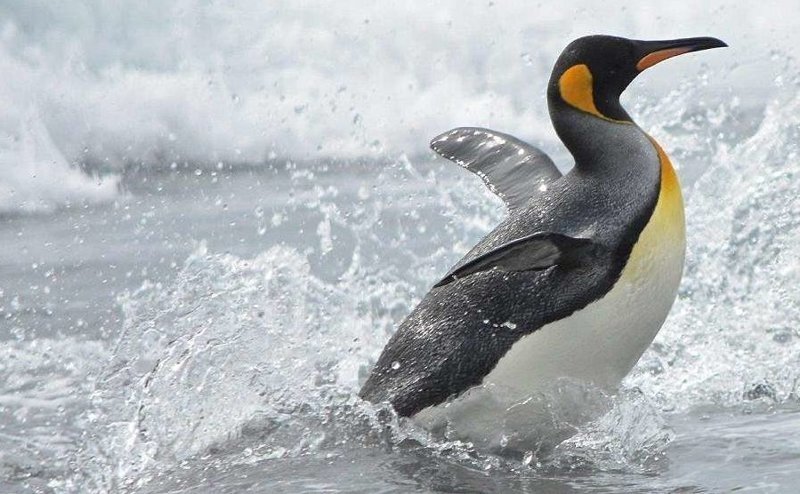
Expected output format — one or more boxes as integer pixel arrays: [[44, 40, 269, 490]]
[[359, 35, 726, 419]]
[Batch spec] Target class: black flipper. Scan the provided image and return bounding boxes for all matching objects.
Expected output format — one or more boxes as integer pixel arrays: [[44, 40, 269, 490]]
[[434, 232, 596, 287], [430, 127, 562, 210]]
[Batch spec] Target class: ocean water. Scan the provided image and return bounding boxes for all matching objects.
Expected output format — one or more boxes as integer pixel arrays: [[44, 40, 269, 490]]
[[2, 1, 800, 492]]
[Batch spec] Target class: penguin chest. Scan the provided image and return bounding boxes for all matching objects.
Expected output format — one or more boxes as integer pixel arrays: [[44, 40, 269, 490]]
[[485, 145, 686, 394]]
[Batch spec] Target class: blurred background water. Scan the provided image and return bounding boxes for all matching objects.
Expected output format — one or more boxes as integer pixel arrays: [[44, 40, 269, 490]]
[[1, 1, 799, 492]]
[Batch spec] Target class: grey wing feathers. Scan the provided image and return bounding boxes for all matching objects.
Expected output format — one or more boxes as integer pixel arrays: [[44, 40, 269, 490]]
[[430, 127, 562, 210], [434, 232, 597, 287]]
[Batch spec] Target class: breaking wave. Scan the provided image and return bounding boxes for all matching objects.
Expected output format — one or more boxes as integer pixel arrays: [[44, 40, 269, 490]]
[[1, 0, 795, 212]]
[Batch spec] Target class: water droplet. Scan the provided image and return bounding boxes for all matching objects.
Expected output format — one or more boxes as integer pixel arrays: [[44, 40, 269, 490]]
[[522, 451, 534, 466], [501, 321, 517, 330], [391, 361, 401, 370], [271, 213, 285, 227]]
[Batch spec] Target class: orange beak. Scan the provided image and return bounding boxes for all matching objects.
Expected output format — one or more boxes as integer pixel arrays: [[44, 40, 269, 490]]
[[635, 37, 728, 71]]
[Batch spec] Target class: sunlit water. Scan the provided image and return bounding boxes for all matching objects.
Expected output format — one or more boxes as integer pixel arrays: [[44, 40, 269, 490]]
[[2, 2, 800, 493]]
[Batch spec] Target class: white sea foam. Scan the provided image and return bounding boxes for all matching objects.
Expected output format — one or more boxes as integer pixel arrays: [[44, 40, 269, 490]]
[[0, 46, 118, 213], [1, 0, 796, 212]]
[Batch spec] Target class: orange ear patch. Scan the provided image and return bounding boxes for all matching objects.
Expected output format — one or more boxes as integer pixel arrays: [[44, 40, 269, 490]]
[[558, 64, 603, 117], [636, 47, 693, 71]]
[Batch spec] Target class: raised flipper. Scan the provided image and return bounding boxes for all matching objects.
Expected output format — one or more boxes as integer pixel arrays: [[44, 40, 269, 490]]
[[430, 127, 562, 211], [434, 232, 597, 287]]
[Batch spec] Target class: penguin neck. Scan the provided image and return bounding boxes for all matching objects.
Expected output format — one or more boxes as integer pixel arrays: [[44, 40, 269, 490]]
[[547, 87, 638, 170]]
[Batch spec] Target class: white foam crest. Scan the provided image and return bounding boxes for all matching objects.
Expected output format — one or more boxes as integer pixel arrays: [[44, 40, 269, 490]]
[[3, 0, 794, 173], [0, 42, 118, 213], [4, 0, 796, 213]]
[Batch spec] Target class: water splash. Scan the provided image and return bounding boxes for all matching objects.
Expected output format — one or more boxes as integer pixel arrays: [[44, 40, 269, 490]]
[[0, 338, 107, 492], [79, 246, 369, 487], [630, 85, 800, 409], [63, 78, 800, 491]]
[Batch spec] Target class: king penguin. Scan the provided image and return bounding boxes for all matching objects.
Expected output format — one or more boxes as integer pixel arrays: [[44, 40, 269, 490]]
[[359, 35, 726, 421]]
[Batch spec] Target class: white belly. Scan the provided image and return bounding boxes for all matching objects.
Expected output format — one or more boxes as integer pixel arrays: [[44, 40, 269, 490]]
[[485, 221, 685, 394], [415, 144, 685, 443]]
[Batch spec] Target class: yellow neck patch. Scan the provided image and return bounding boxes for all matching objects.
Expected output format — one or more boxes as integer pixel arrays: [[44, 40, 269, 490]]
[[649, 138, 682, 201], [618, 136, 685, 285], [558, 64, 603, 118]]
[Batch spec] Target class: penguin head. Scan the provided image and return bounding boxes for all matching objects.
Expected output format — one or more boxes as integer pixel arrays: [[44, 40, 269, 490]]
[[548, 35, 727, 121]]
